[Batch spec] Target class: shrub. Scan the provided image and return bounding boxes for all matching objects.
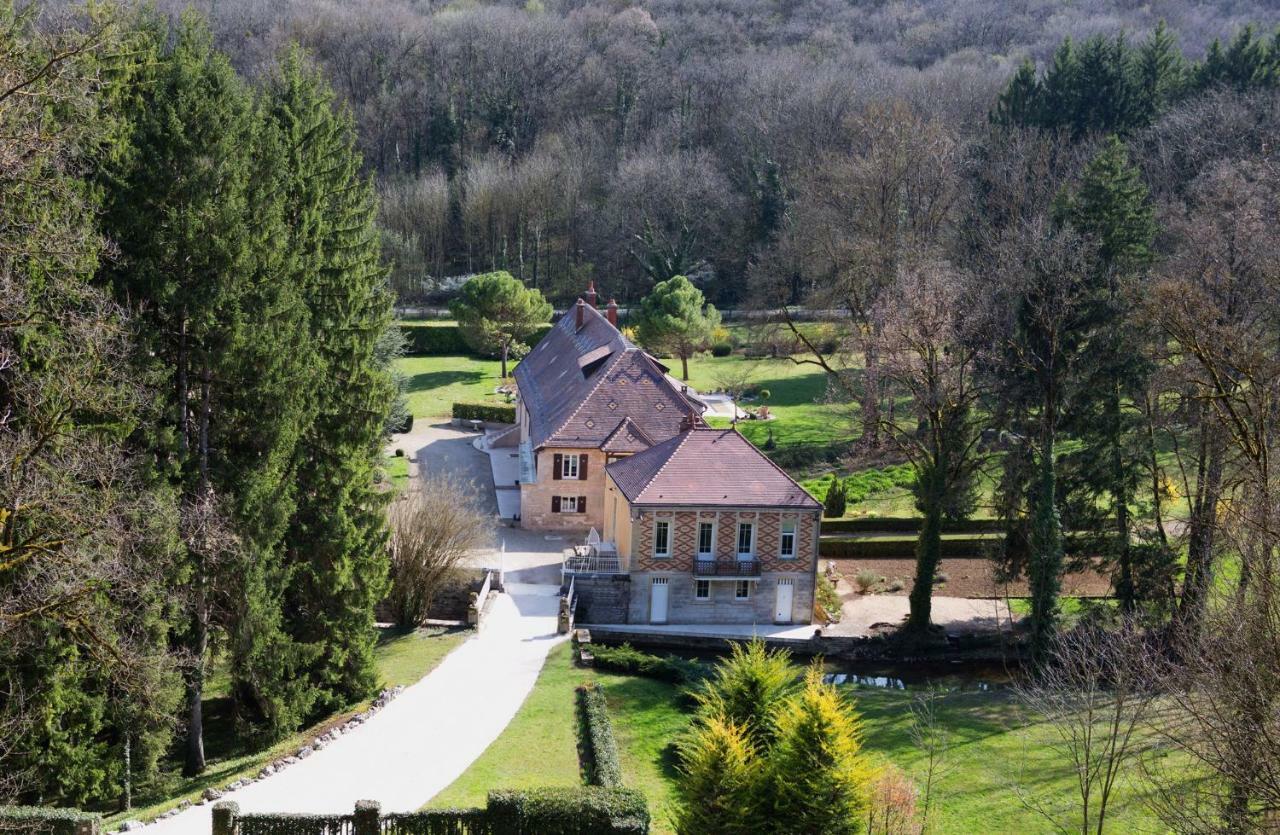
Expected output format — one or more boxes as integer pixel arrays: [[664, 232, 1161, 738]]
[[399, 321, 551, 357], [823, 474, 847, 518], [821, 537, 993, 559], [487, 787, 650, 835], [0, 807, 100, 835], [394, 448, 405, 457], [590, 643, 710, 686], [577, 684, 623, 788], [866, 765, 923, 835], [451, 401, 516, 423], [820, 517, 1004, 535], [711, 341, 733, 357], [854, 570, 880, 594], [816, 572, 843, 622], [886, 577, 906, 592]]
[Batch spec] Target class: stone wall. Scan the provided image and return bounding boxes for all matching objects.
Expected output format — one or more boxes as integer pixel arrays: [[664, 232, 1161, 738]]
[[573, 573, 631, 624], [519, 447, 606, 530], [627, 572, 814, 626]]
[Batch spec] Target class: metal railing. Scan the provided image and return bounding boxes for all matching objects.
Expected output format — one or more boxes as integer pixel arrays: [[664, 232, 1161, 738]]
[[694, 559, 762, 577]]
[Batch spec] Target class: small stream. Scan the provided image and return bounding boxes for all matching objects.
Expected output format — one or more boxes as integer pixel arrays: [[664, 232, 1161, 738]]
[[822, 660, 1019, 692]]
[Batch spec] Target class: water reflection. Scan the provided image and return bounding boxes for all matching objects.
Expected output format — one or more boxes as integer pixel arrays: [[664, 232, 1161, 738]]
[[823, 662, 1017, 692]]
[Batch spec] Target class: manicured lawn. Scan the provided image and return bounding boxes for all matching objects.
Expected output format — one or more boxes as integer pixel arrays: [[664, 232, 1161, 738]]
[[683, 355, 854, 455], [381, 453, 410, 492], [106, 626, 472, 828], [397, 354, 506, 418], [434, 642, 1186, 834], [429, 643, 686, 831]]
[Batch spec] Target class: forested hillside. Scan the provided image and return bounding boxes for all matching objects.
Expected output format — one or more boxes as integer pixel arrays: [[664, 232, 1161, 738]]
[[72, 0, 1280, 305]]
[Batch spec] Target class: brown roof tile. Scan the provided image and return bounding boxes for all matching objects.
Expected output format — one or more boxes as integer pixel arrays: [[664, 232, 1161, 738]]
[[514, 301, 702, 450], [606, 428, 822, 509]]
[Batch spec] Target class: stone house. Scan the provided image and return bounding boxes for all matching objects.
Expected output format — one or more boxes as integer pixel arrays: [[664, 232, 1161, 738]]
[[509, 284, 703, 530], [599, 425, 822, 625]]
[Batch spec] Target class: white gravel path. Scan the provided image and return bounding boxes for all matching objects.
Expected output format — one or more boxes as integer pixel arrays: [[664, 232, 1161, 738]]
[[146, 584, 565, 835]]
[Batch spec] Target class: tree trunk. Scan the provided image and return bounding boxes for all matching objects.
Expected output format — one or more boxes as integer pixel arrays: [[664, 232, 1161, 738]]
[[681, 352, 689, 382], [500, 340, 509, 380], [861, 342, 880, 447], [1108, 387, 1136, 611], [1178, 422, 1223, 634], [184, 366, 214, 777], [1029, 435, 1064, 664], [907, 460, 946, 632]]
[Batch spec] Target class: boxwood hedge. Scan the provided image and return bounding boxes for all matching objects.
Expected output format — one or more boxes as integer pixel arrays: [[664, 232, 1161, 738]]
[[0, 806, 100, 835], [589, 643, 709, 686], [399, 322, 553, 357], [451, 402, 516, 423], [819, 517, 1006, 535], [576, 683, 623, 788], [487, 787, 649, 835]]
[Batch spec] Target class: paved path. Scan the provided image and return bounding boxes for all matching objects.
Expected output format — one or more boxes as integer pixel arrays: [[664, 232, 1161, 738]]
[[147, 586, 563, 834], [389, 422, 496, 515]]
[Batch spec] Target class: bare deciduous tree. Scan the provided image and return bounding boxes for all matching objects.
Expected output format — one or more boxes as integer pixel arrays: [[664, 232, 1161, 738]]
[[386, 476, 492, 627]]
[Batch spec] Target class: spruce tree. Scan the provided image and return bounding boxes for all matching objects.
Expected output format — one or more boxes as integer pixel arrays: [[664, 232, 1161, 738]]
[[673, 717, 760, 835], [99, 17, 318, 765], [268, 49, 396, 711]]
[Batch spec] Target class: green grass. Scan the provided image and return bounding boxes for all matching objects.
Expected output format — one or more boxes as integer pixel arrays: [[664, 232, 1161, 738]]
[[381, 453, 410, 492], [397, 354, 506, 419], [106, 626, 471, 828], [435, 642, 1190, 833], [430, 643, 686, 831]]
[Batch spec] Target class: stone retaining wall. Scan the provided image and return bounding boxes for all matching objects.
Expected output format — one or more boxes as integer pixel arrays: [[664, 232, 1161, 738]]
[[572, 574, 631, 623]]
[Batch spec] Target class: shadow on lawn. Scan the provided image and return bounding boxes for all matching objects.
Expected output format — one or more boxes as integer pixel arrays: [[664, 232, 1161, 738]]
[[405, 369, 488, 392]]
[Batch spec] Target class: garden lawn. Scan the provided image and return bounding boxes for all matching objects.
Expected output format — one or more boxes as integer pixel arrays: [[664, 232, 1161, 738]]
[[105, 626, 471, 828], [381, 454, 409, 492], [428, 643, 686, 832], [397, 355, 505, 419], [432, 642, 1189, 834], [683, 355, 852, 456]]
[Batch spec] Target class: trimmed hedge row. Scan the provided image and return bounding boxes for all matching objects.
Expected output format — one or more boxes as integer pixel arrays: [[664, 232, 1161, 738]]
[[820, 517, 1006, 535], [589, 642, 709, 686], [399, 322, 553, 357], [451, 402, 516, 423], [487, 787, 649, 835], [820, 534, 1093, 559], [0, 807, 100, 835], [577, 684, 623, 788]]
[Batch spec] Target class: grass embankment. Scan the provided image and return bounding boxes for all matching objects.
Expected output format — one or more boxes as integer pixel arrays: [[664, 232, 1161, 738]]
[[434, 643, 1182, 834], [106, 626, 471, 828]]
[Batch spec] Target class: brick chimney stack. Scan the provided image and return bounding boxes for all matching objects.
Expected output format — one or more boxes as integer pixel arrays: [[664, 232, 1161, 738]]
[[585, 280, 598, 308], [575, 297, 585, 329], [606, 299, 618, 328], [679, 411, 701, 432]]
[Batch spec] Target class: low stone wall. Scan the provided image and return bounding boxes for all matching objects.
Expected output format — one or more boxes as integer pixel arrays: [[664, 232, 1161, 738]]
[[571, 574, 631, 624]]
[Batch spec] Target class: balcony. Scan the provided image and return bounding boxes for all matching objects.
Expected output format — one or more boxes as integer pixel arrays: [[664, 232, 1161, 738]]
[[694, 559, 761, 579]]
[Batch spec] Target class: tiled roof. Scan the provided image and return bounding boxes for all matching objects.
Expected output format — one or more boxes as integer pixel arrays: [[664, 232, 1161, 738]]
[[600, 416, 656, 453], [514, 301, 703, 450], [606, 428, 822, 509]]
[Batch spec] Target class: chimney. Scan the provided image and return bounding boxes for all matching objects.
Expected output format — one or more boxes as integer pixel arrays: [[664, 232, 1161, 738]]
[[575, 297, 585, 329], [606, 298, 618, 328], [679, 411, 701, 432], [585, 280, 598, 308]]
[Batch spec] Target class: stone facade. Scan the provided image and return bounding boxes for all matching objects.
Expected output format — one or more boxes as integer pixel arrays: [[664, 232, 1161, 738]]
[[571, 573, 631, 623], [626, 572, 815, 625], [518, 447, 607, 530]]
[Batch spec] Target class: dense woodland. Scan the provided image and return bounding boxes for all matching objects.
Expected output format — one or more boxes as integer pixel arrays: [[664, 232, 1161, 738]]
[[5, 0, 1280, 830]]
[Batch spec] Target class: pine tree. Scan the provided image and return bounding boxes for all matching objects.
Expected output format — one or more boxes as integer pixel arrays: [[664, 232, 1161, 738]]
[[1134, 21, 1187, 124], [766, 668, 876, 834], [268, 49, 396, 711], [450, 271, 552, 379], [690, 639, 798, 750], [634, 275, 722, 381], [992, 59, 1040, 127]]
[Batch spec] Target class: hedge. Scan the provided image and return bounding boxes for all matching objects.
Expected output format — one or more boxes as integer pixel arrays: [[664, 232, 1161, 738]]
[[451, 402, 516, 423], [820, 533, 1094, 559], [0, 807, 100, 835], [487, 787, 649, 835], [577, 684, 623, 788], [589, 643, 709, 686], [399, 322, 553, 357], [820, 517, 1006, 535]]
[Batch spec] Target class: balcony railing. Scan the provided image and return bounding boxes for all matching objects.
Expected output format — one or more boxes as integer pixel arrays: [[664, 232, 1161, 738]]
[[694, 559, 761, 578]]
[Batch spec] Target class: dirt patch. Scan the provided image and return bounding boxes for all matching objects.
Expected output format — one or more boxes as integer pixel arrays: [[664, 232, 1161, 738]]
[[825, 556, 1113, 599]]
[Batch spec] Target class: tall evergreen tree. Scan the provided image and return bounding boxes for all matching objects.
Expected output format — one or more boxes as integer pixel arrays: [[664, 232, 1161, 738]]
[[269, 49, 396, 711], [99, 18, 318, 769], [1056, 136, 1157, 610]]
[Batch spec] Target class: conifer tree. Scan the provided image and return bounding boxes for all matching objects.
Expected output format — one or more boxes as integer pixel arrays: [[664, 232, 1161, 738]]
[[634, 274, 721, 381], [268, 49, 396, 710], [673, 717, 760, 835], [99, 17, 318, 768], [766, 668, 875, 834]]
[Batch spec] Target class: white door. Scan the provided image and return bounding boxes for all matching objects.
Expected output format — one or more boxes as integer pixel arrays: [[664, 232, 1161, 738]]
[[774, 578, 794, 623], [650, 577, 669, 624]]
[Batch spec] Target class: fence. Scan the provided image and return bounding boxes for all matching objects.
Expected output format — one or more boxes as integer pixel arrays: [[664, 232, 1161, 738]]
[[467, 570, 495, 629]]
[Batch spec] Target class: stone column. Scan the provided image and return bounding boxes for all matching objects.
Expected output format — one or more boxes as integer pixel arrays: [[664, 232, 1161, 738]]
[[211, 803, 239, 835], [353, 800, 381, 835]]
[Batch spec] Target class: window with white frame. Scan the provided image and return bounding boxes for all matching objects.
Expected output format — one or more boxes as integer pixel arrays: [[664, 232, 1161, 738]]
[[560, 496, 580, 513], [779, 520, 797, 558], [695, 579, 710, 600], [561, 453, 580, 479], [737, 522, 754, 557], [654, 519, 671, 557], [735, 580, 751, 600], [697, 522, 714, 556]]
